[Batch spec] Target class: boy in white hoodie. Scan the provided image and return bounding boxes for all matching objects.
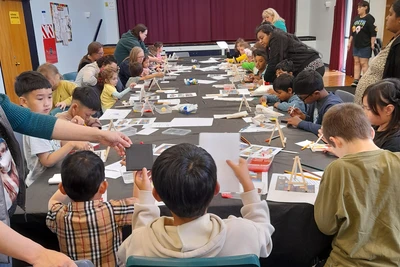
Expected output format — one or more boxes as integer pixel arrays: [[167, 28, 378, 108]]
[[118, 143, 274, 264]]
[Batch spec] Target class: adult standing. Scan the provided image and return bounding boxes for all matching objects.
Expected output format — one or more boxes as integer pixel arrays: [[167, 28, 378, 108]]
[[114, 24, 161, 65], [354, 0, 400, 104], [77, 42, 104, 72], [256, 24, 324, 83], [262, 8, 287, 32], [348, 1, 377, 87]]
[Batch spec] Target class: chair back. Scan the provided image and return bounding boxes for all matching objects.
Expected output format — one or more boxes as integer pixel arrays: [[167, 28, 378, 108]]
[[126, 254, 260, 267], [75, 260, 94, 267], [335, 89, 355, 103], [63, 71, 78, 81]]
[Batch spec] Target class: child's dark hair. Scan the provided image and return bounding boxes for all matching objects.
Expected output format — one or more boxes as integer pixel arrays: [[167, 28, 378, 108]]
[[362, 78, 400, 146], [72, 86, 101, 111], [96, 55, 117, 68], [151, 143, 217, 218], [15, 71, 52, 97], [61, 151, 105, 202], [273, 73, 294, 92], [131, 24, 147, 38], [358, 0, 370, 14], [129, 62, 144, 77], [276, 59, 294, 73], [253, 49, 268, 61], [293, 69, 324, 95], [143, 55, 149, 62]]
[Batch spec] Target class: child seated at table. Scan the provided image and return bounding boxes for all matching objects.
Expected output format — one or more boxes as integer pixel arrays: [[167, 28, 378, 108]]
[[314, 103, 400, 266], [286, 69, 342, 135], [244, 50, 268, 85], [259, 73, 305, 112], [46, 151, 138, 266], [100, 66, 134, 111], [14, 71, 91, 187], [226, 41, 251, 63], [117, 143, 274, 263], [361, 79, 400, 152], [37, 63, 77, 115], [125, 62, 143, 88], [56, 86, 102, 129], [275, 59, 294, 77], [141, 55, 151, 76], [242, 43, 265, 72]]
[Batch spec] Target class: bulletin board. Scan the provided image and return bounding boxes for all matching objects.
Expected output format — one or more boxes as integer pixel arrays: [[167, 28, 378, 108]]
[[50, 2, 72, 45]]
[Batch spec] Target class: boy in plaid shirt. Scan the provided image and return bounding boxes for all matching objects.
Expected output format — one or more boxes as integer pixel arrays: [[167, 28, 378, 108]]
[[46, 151, 137, 267]]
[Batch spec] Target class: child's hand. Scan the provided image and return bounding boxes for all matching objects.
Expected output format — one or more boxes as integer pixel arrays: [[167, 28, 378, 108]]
[[259, 96, 267, 104], [286, 116, 302, 127], [155, 72, 164, 78], [71, 116, 84, 125], [135, 168, 152, 191], [55, 101, 68, 110], [226, 158, 255, 192], [70, 141, 93, 151], [273, 102, 279, 108], [129, 83, 137, 89], [288, 107, 306, 119]]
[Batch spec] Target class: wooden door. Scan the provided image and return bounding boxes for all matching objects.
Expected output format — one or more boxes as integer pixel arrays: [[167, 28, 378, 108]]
[[383, 0, 396, 46], [0, 0, 32, 104]]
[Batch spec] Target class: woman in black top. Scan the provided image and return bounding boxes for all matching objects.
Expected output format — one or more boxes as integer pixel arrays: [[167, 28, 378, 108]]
[[255, 24, 324, 83], [348, 1, 377, 87], [362, 79, 400, 152]]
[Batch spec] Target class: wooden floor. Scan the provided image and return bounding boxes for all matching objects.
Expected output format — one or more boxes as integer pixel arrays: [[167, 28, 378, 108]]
[[323, 69, 353, 87]]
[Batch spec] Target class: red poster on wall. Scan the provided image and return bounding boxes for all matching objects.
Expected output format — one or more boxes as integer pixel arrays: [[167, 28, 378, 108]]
[[42, 24, 58, 63]]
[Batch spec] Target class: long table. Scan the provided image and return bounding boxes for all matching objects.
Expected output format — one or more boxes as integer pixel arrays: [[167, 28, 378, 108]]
[[11, 57, 334, 267]]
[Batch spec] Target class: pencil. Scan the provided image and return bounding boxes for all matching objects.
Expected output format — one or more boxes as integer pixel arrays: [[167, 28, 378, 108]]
[[284, 171, 321, 181], [240, 136, 251, 146], [265, 135, 279, 142], [301, 142, 313, 150], [279, 150, 299, 154], [301, 163, 324, 172], [312, 134, 324, 149], [302, 168, 323, 178], [289, 104, 296, 115]]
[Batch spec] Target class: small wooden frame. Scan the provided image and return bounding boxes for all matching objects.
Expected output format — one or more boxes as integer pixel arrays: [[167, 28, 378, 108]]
[[141, 97, 155, 117], [287, 156, 308, 192], [238, 95, 251, 112], [268, 118, 286, 148], [104, 120, 117, 161]]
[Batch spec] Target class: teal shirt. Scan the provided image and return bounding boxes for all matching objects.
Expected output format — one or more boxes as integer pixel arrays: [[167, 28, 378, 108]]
[[274, 20, 287, 32], [0, 94, 56, 140]]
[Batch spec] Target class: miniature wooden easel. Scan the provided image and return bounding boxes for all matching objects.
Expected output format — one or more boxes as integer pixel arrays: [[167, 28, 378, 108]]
[[163, 57, 170, 73], [268, 118, 286, 147], [147, 77, 162, 92], [104, 120, 117, 161], [141, 97, 155, 116], [238, 95, 251, 112], [287, 156, 308, 192]]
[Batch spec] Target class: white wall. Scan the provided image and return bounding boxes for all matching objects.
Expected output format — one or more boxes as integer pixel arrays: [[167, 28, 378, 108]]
[[295, 0, 311, 36], [30, 0, 118, 74], [370, 0, 386, 41]]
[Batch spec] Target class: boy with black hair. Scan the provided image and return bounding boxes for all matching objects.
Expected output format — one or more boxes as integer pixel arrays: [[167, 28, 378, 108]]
[[118, 143, 274, 263], [287, 69, 342, 135], [15, 71, 92, 187], [259, 73, 305, 112], [315, 103, 400, 266], [47, 151, 137, 266], [275, 59, 294, 77], [56, 86, 102, 128]]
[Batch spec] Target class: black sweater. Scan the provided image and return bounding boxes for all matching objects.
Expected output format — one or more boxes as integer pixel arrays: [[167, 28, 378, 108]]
[[263, 30, 320, 82], [382, 36, 400, 79]]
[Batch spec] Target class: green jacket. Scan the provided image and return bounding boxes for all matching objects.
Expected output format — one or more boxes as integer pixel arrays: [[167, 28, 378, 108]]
[[114, 30, 149, 65]]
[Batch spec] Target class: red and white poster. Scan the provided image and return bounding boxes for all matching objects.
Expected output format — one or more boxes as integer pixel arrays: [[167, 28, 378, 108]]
[[42, 24, 58, 63]]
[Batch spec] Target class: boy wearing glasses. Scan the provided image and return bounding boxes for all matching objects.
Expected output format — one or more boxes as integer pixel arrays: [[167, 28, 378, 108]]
[[287, 70, 342, 135]]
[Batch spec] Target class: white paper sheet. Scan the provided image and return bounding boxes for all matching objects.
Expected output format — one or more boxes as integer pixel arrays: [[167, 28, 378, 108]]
[[196, 79, 217, 84], [216, 41, 229, 49], [199, 58, 219, 64], [242, 117, 253, 123], [142, 122, 171, 128], [157, 99, 181, 105], [239, 123, 285, 133], [214, 97, 255, 102], [199, 133, 241, 192], [295, 140, 313, 147], [99, 109, 131, 120], [267, 173, 322, 205], [213, 111, 248, 119], [136, 128, 159, 135], [170, 118, 213, 127], [166, 93, 197, 99]]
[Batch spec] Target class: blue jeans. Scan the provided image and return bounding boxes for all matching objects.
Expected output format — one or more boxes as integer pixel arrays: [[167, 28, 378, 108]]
[[0, 258, 12, 267]]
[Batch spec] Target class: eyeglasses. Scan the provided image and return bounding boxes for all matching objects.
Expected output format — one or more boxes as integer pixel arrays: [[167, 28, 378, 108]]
[[298, 92, 315, 102]]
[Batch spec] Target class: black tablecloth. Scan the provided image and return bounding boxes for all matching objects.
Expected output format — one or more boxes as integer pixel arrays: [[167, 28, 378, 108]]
[[11, 57, 333, 267]]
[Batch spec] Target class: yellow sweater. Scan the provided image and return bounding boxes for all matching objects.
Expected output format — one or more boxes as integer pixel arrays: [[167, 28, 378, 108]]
[[52, 80, 76, 108], [227, 54, 248, 64], [315, 149, 400, 266], [101, 83, 117, 111]]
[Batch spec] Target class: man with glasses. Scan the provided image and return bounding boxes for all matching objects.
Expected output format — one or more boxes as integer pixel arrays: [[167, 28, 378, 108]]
[[286, 70, 343, 135]]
